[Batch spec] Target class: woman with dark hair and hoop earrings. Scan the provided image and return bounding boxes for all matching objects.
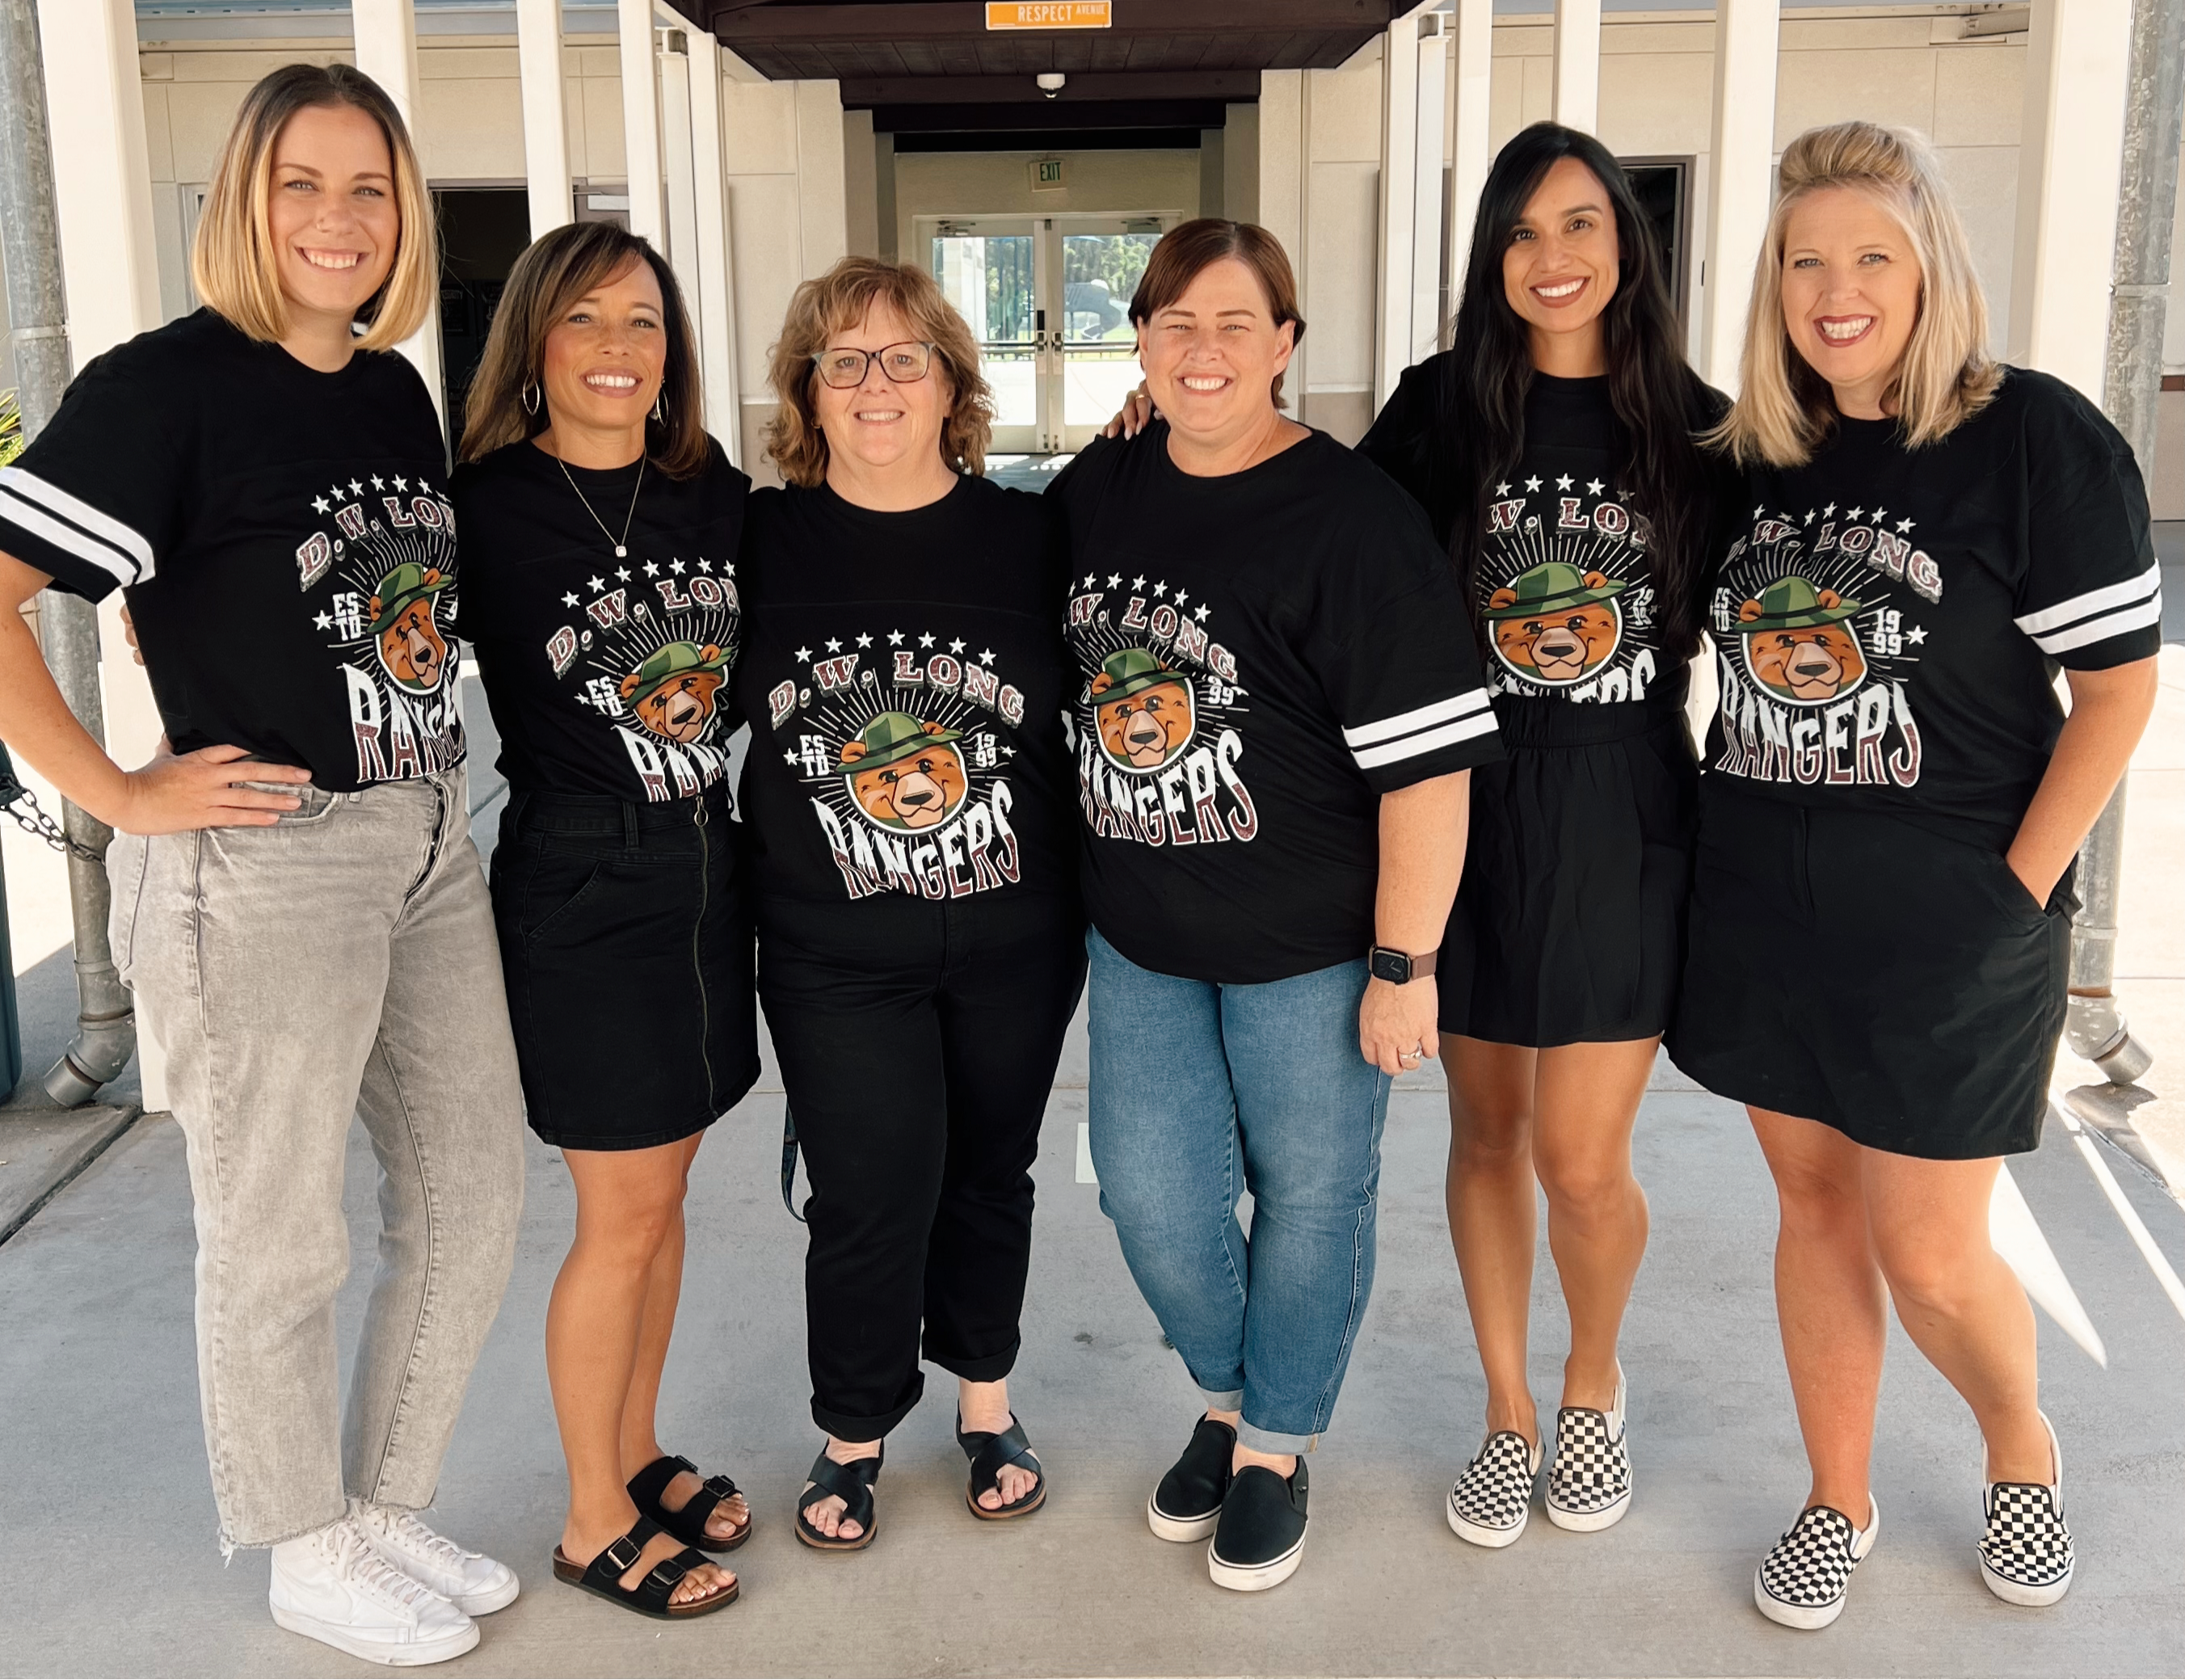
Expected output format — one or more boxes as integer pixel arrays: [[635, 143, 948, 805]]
[[1358, 121, 1734, 1545], [453, 220, 759, 1621]]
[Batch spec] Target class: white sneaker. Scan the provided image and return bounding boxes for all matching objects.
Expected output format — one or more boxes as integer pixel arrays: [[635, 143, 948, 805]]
[[353, 1501, 521, 1616], [268, 1517, 479, 1667]]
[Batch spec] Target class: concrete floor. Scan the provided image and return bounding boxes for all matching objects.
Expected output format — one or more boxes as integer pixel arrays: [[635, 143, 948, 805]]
[[0, 587, 2180, 1678]]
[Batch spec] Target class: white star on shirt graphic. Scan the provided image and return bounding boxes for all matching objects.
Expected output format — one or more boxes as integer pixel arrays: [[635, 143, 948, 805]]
[[1896, 517, 1914, 533], [644, 562, 659, 576], [783, 751, 798, 766], [1194, 604, 1210, 621], [1131, 575, 1146, 589], [1152, 581, 1168, 596], [1905, 626, 1927, 645], [794, 646, 812, 662], [616, 567, 630, 582], [1846, 507, 1864, 521], [824, 638, 842, 653], [919, 633, 936, 648], [1585, 478, 1604, 495], [1871, 506, 1887, 523], [887, 629, 903, 646], [1551, 475, 1571, 491], [370, 475, 385, 491], [1106, 575, 1122, 587], [979, 648, 995, 663], [587, 576, 604, 592], [1524, 477, 1543, 492], [856, 634, 873, 648], [1083, 574, 1096, 589], [314, 611, 333, 630], [1822, 503, 1837, 517], [348, 479, 364, 497], [562, 592, 579, 608], [312, 496, 330, 515], [1495, 482, 1511, 496], [670, 560, 685, 574], [1174, 591, 1189, 606], [949, 638, 966, 654]]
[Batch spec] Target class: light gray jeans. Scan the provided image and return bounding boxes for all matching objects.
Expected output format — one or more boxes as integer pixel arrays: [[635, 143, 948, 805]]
[[108, 764, 526, 1552]]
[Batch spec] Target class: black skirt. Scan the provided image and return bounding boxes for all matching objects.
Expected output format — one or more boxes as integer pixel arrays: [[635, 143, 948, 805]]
[[1439, 696, 1698, 1047], [1666, 780, 2073, 1159], [490, 785, 760, 1152]]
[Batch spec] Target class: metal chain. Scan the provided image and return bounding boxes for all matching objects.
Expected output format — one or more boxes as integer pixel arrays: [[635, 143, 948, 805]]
[[0, 744, 102, 862]]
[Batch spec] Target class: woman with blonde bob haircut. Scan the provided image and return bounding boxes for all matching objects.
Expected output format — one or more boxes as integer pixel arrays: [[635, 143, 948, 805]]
[[733, 256, 1084, 1550], [1671, 120, 2161, 1631], [0, 61, 526, 1665]]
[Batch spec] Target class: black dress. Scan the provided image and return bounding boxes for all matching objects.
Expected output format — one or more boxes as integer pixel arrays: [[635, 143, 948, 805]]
[[1359, 364, 1728, 1047], [1669, 370, 2161, 1157], [452, 438, 761, 1152]]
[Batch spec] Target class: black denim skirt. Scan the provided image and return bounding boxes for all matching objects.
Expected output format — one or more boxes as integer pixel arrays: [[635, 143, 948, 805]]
[[1439, 697, 1699, 1047], [1667, 780, 2073, 1160], [490, 785, 760, 1152]]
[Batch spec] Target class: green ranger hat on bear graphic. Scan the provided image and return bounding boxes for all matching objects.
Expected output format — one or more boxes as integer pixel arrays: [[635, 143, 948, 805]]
[[1094, 646, 1187, 701], [620, 640, 730, 707], [365, 561, 452, 634], [1480, 560, 1628, 620], [1737, 575, 1863, 633], [841, 709, 964, 769]]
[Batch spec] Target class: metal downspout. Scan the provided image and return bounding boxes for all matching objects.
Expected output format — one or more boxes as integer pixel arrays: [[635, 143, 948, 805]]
[[0, 0, 136, 1105]]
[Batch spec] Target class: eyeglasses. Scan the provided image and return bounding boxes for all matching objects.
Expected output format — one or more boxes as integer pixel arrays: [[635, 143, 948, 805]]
[[811, 340, 936, 389]]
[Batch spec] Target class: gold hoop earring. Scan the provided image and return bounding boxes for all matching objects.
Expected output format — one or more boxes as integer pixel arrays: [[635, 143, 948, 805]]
[[520, 380, 541, 416]]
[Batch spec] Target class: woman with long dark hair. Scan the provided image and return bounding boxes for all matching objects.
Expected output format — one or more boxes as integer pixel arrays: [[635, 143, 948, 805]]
[[1358, 121, 1730, 1545], [453, 221, 756, 1619]]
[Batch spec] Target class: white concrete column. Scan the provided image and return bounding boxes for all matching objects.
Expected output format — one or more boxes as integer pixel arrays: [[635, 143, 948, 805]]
[[1410, 24, 1448, 362], [1697, 0, 1780, 392], [1446, 0, 1492, 307], [1375, 11, 1421, 406], [684, 34, 741, 458], [2007, 0, 2133, 400], [516, 0, 571, 239], [1552, 0, 1601, 135], [35, 0, 165, 785], [619, 0, 666, 247], [1259, 68, 1307, 400], [659, 36, 701, 305], [352, 0, 445, 428]]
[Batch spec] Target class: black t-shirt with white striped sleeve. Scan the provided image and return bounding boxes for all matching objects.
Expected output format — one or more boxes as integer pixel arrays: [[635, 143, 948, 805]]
[[1703, 365, 2159, 848], [1049, 422, 1501, 984], [0, 307, 463, 790]]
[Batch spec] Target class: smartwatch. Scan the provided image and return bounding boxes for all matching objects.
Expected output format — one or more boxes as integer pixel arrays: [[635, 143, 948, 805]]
[[1368, 945, 1438, 984]]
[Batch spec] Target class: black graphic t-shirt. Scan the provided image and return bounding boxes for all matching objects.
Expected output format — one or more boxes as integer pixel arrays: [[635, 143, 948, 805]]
[[0, 308, 463, 789], [733, 475, 1077, 906], [1361, 360, 1732, 713], [1050, 423, 1503, 985], [1707, 367, 2160, 846], [453, 439, 748, 802]]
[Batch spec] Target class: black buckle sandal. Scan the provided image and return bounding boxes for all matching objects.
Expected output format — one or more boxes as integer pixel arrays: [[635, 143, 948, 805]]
[[795, 1443, 883, 1552], [550, 1513, 739, 1620], [628, 1452, 752, 1552], [958, 1413, 1047, 1521]]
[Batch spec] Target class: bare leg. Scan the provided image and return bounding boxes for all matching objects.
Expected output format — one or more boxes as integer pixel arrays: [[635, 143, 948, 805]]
[[1530, 1039, 1656, 1410], [798, 1434, 882, 1541], [614, 1135, 748, 1543], [958, 1377, 1038, 1509], [1748, 1107, 1886, 1522], [1863, 1152, 2052, 1484], [1446, 1038, 1543, 1446], [549, 1143, 733, 1604]]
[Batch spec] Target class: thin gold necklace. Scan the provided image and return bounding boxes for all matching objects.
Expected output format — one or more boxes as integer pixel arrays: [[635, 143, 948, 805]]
[[553, 448, 646, 558]]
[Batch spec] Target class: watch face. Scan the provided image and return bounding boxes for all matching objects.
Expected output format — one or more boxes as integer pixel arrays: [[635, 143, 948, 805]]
[[1370, 949, 1409, 983]]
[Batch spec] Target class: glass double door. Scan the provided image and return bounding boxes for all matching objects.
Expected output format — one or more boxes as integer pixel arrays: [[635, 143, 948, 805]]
[[926, 214, 1174, 455]]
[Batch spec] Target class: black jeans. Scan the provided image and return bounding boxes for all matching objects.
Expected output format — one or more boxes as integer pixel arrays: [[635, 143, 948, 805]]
[[758, 889, 1086, 1439]]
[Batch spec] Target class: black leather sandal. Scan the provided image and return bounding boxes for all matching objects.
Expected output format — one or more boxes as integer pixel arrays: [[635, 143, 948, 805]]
[[628, 1453, 751, 1552], [550, 1514, 738, 1620], [795, 1444, 882, 1552], [958, 1413, 1046, 1521]]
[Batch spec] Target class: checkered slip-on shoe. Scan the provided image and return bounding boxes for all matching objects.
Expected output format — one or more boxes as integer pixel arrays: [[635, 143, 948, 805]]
[[1979, 1411, 2073, 1606], [1753, 1497, 1880, 1630], [1446, 1429, 1543, 1548], [1545, 1366, 1632, 1532]]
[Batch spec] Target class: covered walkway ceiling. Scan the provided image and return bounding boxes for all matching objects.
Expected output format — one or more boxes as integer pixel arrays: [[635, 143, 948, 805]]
[[664, 0, 1401, 135]]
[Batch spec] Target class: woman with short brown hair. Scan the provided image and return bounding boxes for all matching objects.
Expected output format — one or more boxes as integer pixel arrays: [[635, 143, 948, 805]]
[[453, 217, 757, 1621], [734, 256, 1082, 1551]]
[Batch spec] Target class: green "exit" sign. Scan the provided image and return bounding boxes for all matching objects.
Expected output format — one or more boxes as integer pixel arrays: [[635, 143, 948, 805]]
[[1032, 158, 1066, 189]]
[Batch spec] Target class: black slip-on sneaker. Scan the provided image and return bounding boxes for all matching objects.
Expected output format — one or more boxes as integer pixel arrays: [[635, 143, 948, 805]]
[[1148, 1414, 1237, 1543], [1208, 1457, 1309, 1592]]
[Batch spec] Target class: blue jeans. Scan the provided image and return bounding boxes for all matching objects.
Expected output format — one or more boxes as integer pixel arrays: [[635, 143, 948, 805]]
[[1086, 928, 1391, 1453]]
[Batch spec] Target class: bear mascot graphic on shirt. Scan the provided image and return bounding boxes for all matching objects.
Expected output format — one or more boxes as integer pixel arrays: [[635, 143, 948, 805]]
[[1737, 576, 1867, 705], [839, 710, 969, 832], [1090, 646, 1197, 772], [368, 562, 452, 695], [620, 641, 730, 743], [1483, 561, 1627, 686]]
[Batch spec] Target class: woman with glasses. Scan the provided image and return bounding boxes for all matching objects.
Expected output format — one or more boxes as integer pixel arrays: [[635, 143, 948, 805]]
[[734, 257, 1084, 1550]]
